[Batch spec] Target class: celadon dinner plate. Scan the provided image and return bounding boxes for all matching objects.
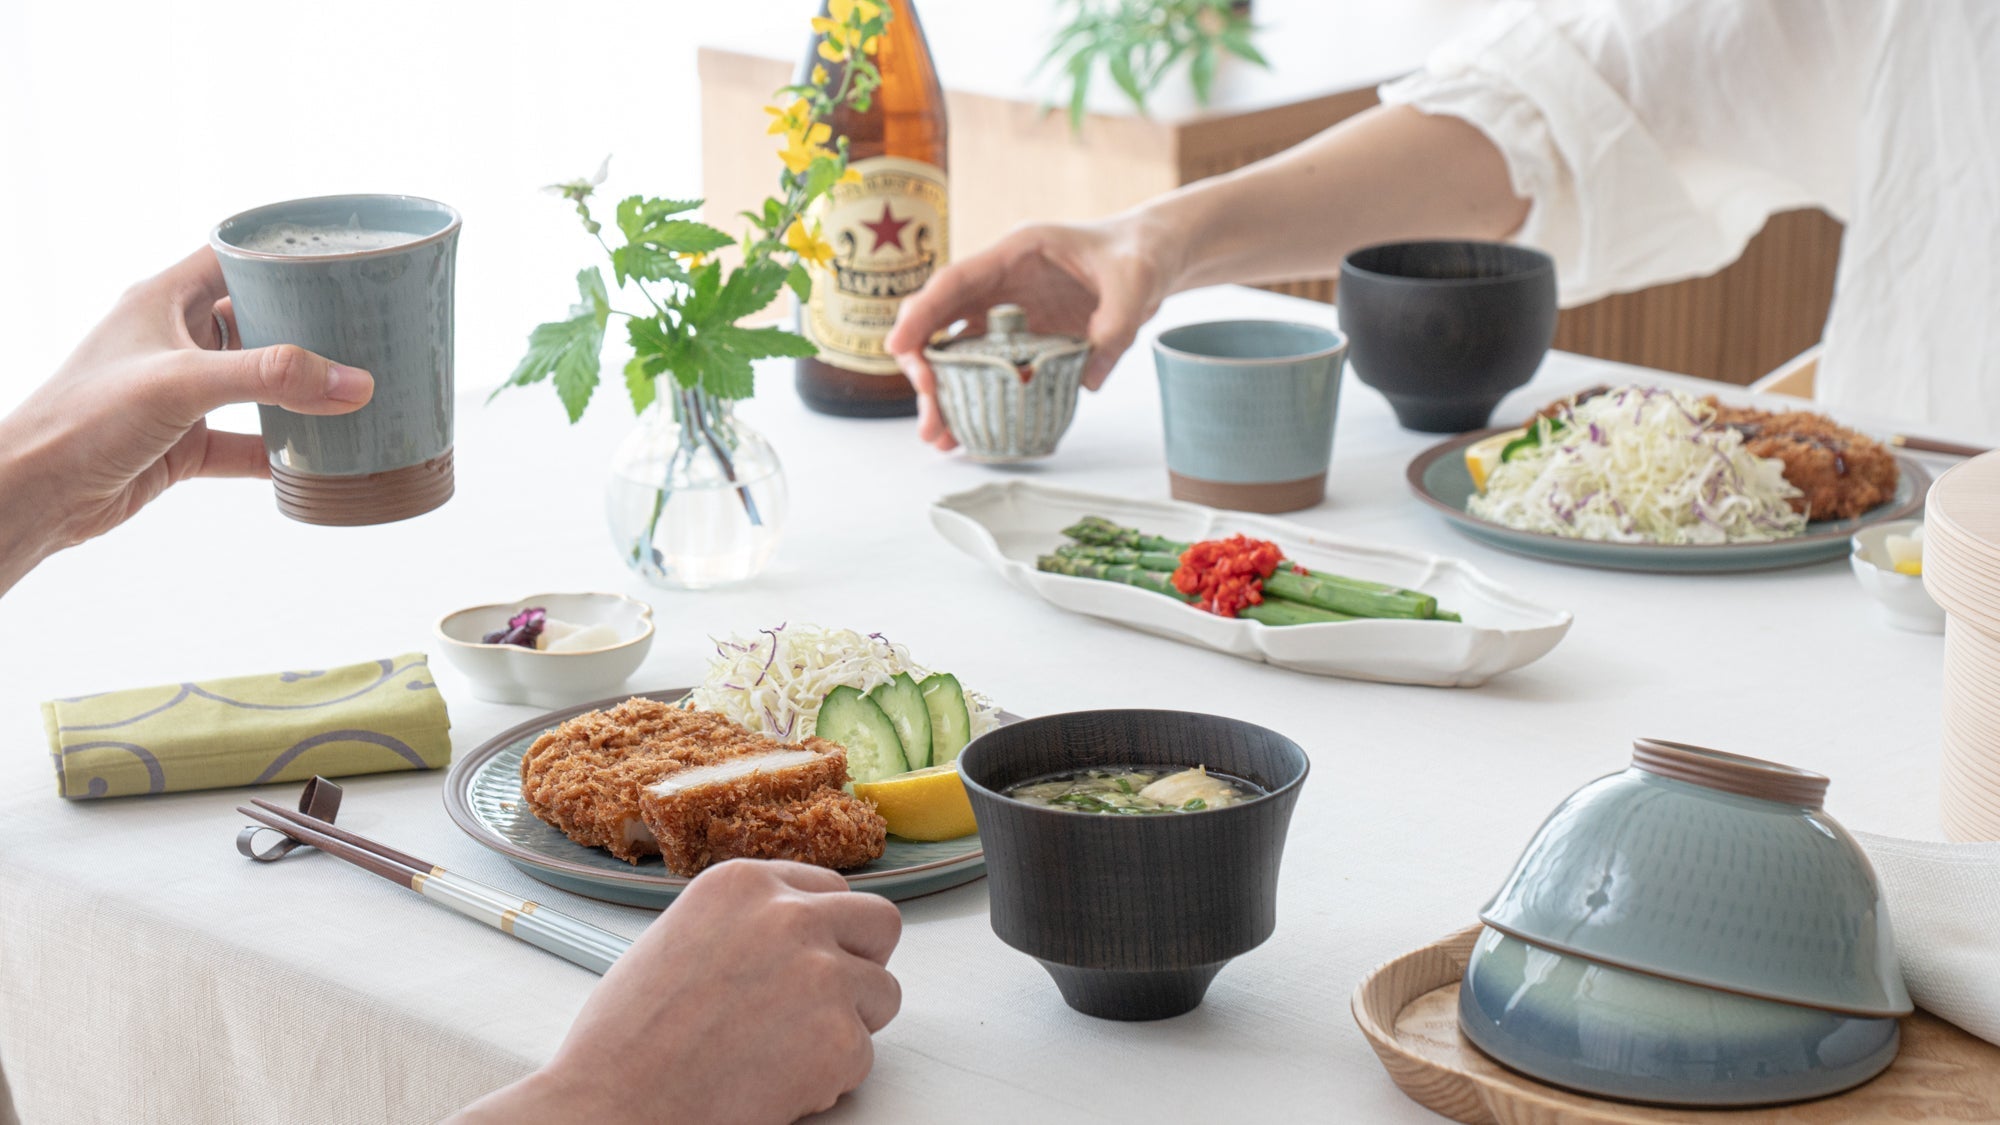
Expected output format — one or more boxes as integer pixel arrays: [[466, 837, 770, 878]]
[[444, 689, 989, 907], [1408, 429, 1930, 574], [930, 480, 1572, 688]]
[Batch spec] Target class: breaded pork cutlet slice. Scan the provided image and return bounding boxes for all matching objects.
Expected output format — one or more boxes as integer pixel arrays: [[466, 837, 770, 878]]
[[1709, 401, 1900, 520], [520, 698, 799, 863], [638, 743, 888, 876]]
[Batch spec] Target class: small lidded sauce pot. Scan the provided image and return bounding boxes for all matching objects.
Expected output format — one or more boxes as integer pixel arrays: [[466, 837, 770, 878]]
[[924, 304, 1089, 462]]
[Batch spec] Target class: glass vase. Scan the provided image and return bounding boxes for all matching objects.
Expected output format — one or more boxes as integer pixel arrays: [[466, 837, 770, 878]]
[[605, 386, 788, 589]]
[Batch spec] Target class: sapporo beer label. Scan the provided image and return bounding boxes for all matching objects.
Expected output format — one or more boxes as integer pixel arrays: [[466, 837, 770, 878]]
[[803, 155, 948, 375]]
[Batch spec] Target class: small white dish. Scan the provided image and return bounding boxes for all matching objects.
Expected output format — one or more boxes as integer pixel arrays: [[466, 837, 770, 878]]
[[435, 592, 655, 707], [1851, 520, 1945, 634], [930, 481, 1573, 687]]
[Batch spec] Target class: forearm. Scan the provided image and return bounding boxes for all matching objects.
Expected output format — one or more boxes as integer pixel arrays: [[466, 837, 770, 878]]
[[0, 423, 58, 598], [1139, 105, 1530, 293]]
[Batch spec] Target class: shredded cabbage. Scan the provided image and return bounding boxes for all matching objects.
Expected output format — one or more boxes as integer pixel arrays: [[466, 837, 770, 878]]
[[1468, 386, 1806, 545], [687, 623, 1000, 742]]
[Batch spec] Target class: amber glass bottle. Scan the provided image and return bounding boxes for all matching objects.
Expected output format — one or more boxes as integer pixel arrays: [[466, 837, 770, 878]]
[[795, 0, 948, 417]]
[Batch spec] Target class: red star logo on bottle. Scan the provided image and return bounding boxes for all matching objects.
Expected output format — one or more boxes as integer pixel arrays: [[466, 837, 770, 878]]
[[860, 202, 913, 253]]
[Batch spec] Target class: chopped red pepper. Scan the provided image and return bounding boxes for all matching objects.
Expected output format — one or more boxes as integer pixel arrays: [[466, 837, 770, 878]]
[[1172, 534, 1285, 618]]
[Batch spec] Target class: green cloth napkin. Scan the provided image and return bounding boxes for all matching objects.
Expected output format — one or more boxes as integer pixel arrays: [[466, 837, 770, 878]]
[[42, 653, 451, 799]]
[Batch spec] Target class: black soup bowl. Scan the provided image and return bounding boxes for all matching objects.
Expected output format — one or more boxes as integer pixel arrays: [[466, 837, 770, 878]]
[[1339, 240, 1557, 433], [957, 710, 1309, 1021]]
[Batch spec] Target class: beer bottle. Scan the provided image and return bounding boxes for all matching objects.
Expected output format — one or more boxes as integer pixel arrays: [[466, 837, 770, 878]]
[[795, 0, 948, 418]]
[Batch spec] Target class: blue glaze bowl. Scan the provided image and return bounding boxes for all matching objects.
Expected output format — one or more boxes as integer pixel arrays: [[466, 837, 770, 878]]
[[1481, 739, 1910, 1020], [1459, 927, 1900, 1106]]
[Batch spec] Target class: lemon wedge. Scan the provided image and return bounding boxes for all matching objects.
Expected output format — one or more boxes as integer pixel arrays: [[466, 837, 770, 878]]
[[1465, 430, 1522, 493], [852, 764, 978, 841], [1885, 530, 1924, 576]]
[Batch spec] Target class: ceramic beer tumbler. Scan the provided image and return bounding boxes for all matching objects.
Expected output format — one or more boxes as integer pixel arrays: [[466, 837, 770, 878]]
[[211, 194, 461, 526], [1152, 320, 1347, 514]]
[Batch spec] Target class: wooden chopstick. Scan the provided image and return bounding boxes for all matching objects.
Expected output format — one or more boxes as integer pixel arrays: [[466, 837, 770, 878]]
[[1892, 434, 1991, 459], [237, 803, 631, 975]]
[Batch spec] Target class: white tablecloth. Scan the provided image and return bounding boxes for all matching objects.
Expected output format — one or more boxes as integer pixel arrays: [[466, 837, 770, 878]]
[[0, 285, 1970, 1123]]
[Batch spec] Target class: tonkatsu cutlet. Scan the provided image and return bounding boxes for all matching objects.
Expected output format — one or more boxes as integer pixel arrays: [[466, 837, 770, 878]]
[[521, 698, 822, 864], [1708, 402, 1899, 520], [639, 747, 887, 876]]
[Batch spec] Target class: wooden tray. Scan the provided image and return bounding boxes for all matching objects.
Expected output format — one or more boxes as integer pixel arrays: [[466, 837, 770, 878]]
[[1351, 927, 2000, 1123]]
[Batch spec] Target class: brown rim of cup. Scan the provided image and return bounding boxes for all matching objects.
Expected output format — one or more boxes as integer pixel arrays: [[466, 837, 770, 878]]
[[1630, 738, 1830, 807], [271, 450, 455, 527], [1167, 471, 1326, 515]]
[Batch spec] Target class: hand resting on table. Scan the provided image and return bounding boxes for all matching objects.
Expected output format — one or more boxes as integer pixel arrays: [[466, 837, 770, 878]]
[[451, 859, 904, 1125]]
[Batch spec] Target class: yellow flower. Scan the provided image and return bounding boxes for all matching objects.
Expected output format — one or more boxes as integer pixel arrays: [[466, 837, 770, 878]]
[[838, 165, 862, 186], [778, 121, 834, 174], [763, 98, 812, 138], [784, 218, 835, 269], [676, 251, 708, 270], [811, 63, 829, 86], [812, 0, 883, 62]]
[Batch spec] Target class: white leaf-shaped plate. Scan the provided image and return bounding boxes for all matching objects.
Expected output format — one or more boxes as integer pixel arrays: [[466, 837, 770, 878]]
[[930, 481, 1573, 687]]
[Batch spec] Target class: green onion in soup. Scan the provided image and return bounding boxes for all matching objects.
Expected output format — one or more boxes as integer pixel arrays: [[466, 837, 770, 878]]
[[1004, 766, 1256, 814]]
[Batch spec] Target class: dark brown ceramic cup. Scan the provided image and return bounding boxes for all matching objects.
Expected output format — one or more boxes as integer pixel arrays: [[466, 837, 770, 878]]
[[957, 710, 1309, 1020], [1339, 240, 1556, 433]]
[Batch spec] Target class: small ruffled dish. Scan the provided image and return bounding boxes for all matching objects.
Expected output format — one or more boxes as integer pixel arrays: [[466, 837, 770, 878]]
[[1852, 519, 1944, 633], [435, 592, 654, 707]]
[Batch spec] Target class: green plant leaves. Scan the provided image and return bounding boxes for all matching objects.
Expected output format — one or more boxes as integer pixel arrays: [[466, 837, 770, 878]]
[[497, 267, 609, 423], [635, 220, 733, 255], [624, 354, 658, 414], [693, 259, 790, 327], [611, 243, 687, 287], [1188, 39, 1216, 103], [615, 195, 701, 242], [1042, 0, 1268, 132]]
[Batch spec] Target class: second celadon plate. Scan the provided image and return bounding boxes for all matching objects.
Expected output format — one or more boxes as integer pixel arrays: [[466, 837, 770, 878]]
[[444, 689, 988, 907], [930, 480, 1572, 688], [1408, 429, 1930, 573]]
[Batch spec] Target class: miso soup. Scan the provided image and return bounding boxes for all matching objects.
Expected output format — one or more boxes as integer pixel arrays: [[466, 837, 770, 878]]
[[1004, 765, 1260, 815]]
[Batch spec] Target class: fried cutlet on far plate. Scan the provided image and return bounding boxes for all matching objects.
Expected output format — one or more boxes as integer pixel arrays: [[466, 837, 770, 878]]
[[1710, 402, 1900, 521], [521, 698, 808, 863], [639, 743, 887, 877]]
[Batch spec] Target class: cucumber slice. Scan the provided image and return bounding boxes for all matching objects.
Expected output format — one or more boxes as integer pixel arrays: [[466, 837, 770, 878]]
[[816, 686, 907, 782], [867, 673, 933, 770], [918, 673, 972, 765]]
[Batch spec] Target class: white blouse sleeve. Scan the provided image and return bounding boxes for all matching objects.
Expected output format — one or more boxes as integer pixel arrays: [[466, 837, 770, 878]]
[[1379, 0, 1868, 306]]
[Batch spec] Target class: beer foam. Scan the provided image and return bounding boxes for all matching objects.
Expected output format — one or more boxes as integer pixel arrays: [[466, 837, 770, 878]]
[[236, 219, 421, 256]]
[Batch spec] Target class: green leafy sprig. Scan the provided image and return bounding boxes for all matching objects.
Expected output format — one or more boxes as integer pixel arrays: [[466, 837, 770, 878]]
[[496, 1, 893, 422], [1040, 0, 1267, 132]]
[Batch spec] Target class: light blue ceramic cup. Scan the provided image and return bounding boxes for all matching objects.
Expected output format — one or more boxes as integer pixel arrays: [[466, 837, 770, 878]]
[[1151, 321, 1347, 514], [211, 194, 460, 526]]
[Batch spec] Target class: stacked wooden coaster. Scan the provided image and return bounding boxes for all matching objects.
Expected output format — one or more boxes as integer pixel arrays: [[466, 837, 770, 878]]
[[1922, 451, 2000, 840]]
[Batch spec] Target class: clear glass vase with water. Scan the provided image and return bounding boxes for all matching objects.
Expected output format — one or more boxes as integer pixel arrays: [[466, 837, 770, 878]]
[[605, 387, 787, 589]]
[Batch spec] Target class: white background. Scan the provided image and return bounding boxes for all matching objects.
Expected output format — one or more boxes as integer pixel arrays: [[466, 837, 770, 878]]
[[0, 0, 1483, 418]]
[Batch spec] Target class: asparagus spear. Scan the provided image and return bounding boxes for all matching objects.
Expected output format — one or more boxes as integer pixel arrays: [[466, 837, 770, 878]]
[[1056, 536, 1439, 620], [1061, 516, 1182, 554], [1034, 555, 1355, 625], [1055, 542, 1182, 571]]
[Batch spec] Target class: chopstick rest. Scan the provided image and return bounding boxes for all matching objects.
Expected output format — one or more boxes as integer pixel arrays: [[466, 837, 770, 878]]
[[237, 777, 632, 975], [236, 775, 344, 862]]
